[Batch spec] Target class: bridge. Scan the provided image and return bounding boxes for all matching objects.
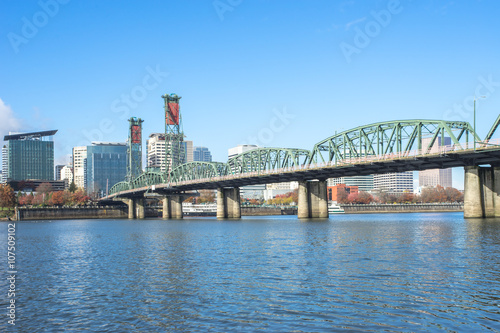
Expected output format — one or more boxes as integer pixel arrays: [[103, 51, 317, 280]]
[[103, 114, 500, 219]]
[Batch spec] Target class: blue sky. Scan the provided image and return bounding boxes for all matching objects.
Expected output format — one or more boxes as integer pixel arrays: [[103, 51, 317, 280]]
[[1, 0, 500, 190]]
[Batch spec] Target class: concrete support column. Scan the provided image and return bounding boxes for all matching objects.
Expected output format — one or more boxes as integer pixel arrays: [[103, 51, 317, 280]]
[[317, 180, 329, 218], [464, 165, 500, 218], [229, 187, 241, 218], [217, 188, 225, 219], [297, 181, 309, 219], [464, 166, 483, 218], [162, 196, 171, 219], [495, 167, 500, 217], [136, 198, 145, 219], [297, 180, 329, 219], [126, 199, 135, 219], [171, 195, 183, 219], [217, 187, 241, 219], [482, 167, 495, 218]]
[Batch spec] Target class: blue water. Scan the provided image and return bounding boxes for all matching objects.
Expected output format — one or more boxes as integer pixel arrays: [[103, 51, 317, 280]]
[[1, 213, 500, 332]]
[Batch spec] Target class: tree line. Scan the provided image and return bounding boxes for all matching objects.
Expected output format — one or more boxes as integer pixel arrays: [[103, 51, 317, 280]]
[[0, 183, 91, 208], [336, 185, 463, 204]]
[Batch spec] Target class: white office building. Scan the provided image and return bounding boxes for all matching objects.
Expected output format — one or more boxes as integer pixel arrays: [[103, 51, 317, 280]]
[[72, 146, 88, 189], [327, 175, 374, 191], [60, 165, 74, 185], [147, 133, 193, 172], [373, 171, 414, 193], [419, 137, 452, 188]]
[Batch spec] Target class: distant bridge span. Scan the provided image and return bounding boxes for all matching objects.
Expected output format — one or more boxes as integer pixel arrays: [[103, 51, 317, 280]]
[[103, 118, 500, 219]]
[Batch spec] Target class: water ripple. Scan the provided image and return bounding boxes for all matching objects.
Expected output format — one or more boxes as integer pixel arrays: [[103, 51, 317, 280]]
[[1, 213, 500, 332]]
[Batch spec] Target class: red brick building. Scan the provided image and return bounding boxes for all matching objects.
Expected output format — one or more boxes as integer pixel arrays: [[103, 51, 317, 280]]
[[327, 184, 359, 201]]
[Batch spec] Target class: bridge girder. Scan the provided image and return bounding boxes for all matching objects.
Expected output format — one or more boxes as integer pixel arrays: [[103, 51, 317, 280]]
[[109, 181, 131, 195], [170, 162, 227, 183], [227, 147, 311, 175], [309, 120, 480, 164]]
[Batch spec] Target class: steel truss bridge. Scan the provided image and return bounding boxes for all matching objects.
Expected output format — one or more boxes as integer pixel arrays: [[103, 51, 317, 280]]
[[106, 118, 500, 199]]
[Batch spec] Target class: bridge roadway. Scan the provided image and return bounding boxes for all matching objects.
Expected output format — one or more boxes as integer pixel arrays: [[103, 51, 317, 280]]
[[102, 118, 500, 219]]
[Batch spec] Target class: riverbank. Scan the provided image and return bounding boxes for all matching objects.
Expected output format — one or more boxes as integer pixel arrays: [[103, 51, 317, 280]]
[[339, 203, 463, 214], [10, 203, 463, 220]]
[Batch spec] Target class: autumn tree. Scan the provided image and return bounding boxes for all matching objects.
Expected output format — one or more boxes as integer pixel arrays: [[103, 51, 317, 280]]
[[0, 184, 15, 208], [396, 192, 414, 203], [347, 191, 374, 204], [198, 190, 216, 203], [336, 188, 349, 204], [445, 187, 463, 202], [36, 182, 53, 194]]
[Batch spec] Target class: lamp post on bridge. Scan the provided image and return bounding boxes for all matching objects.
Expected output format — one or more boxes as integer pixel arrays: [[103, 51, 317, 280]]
[[474, 95, 486, 151]]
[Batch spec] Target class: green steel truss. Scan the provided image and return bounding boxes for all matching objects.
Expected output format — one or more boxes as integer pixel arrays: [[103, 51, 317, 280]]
[[170, 162, 227, 183], [108, 119, 493, 196], [227, 148, 310, 174], [131, 171, 165, 189], [309, 120, 480, 164], [109, 181, 131, 194]]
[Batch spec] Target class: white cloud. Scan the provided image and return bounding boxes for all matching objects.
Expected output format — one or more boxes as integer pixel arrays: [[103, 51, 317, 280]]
[[0, 98, 22, 143]]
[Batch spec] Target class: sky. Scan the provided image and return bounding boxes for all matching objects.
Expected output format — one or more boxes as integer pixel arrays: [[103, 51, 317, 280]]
[[1, 0, 500, 190]]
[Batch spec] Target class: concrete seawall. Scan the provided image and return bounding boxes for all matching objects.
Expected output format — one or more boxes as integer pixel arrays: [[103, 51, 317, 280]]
[[16, 206, 129, 221], [241, 207, 297, 216], [339, 203, 463, 214]]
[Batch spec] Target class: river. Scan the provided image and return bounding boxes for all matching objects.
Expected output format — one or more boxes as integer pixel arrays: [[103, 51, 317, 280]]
[[1, 212, 499, 332]]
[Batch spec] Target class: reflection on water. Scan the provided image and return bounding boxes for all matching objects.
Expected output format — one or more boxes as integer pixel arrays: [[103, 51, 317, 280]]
[[1, 213, 500, 332]]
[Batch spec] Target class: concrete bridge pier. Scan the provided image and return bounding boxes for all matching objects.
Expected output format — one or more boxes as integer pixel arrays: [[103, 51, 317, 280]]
[[464, 166, 500, 218], [298, 180, 329, 219], [217, 187, 241, 219], [162, 195, 183, 219], [120, 198, 144, 219]]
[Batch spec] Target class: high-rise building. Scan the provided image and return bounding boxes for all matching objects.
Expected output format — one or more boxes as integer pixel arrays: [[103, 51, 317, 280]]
[[55, 165, 64, 181], [419, 137, 452, 188], [373, 171, 414, 193], [327, 175, 374, 191], [146, 133, 193, 172], [3, 130, 56, 182], [85, 142, 127, 196], [72, 146, 88, 189], [60, 165, 73, 185], [1, 145, 7, 184], [193, 146, 212, 162], [185, 140, 193, 163], [228, 144, 265, 199]]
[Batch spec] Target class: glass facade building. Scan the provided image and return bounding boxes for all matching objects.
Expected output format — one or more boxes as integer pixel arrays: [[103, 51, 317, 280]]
[[3, 130, 56, 182], [85, 143, 127, 196], [193, 146, 212, 162]]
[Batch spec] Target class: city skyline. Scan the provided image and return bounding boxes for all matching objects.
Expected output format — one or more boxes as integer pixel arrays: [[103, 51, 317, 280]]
[[2, 1, 500, 190]]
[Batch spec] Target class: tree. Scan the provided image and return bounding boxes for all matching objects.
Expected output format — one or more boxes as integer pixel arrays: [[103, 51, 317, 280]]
[[336, 188, 349, 204], [198, 190, 215, 203], [347, 191, 374, 204], [18, 194, 33, 206], [396, 192, 414, 203], [49, 191, 66, 206], [445, 187, 463, 202], [36, 182, 53, 194], [69, 181, 77, 193], [0, 184, 15, 208]]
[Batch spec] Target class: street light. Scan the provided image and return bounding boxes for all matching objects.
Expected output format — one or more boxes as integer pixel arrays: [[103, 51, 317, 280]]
[[474, 95, 486, 151]]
